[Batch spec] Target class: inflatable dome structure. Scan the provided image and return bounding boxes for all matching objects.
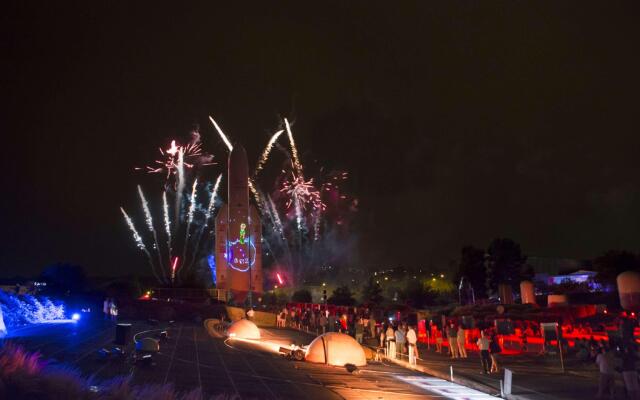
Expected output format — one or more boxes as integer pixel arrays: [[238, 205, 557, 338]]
[[227, 318, 261, 340], [305, 332, 366, 367], [618, 271, 640, 310]]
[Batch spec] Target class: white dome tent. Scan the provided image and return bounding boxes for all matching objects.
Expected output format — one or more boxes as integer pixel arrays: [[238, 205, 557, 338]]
[[227, 318, 261, 340], [305, 332, 366, 367]]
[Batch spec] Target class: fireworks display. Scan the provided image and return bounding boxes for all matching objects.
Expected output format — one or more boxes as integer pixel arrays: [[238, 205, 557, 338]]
[[254, 129, 284, 176], [120, 206, 159, 282], [209, 116, 233, 152], [121, 116, 357, 286]]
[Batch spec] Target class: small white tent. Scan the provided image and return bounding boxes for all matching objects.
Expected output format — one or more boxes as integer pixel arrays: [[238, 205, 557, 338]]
[[305, 332, 366, 366]]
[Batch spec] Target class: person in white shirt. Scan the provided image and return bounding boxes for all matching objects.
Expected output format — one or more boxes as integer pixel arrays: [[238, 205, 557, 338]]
[[476, 331, 491, 374], [406, 326, 418, 365], [386, 325, 396, 359]]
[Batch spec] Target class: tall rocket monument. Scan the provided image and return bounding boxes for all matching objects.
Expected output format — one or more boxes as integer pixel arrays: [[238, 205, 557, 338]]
[[214, 145, 263, 302]]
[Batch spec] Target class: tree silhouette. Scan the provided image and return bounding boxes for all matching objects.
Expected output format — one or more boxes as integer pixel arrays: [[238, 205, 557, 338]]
[[328, 285, 355, 306], [361, 278, 384, 305], [593, 250, 640, 286], [457, 246, 487, 299], [40, 263, 86, 295], [291, 289, 312, 303], [485, 238, 526, 295]]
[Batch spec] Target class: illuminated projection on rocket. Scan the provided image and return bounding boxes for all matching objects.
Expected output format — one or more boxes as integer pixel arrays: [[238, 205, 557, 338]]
[[215, 146, 263, 300]]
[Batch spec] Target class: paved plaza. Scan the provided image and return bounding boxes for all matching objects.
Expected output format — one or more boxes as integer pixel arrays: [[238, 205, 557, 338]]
[[4, 318, 496, 399]]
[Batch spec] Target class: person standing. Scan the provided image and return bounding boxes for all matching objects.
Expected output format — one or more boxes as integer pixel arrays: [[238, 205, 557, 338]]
[[477, 331, 491, 374], [328, 313, 335, 332], [435, 328, 443, 353], [595, 346, 616, 399], [285, 308, 292, 328], [620, 346, 639, 400], [395, 325, 406, 358], [103, 297, 110, 320], [319, 313, 327, 334], [386, 324, 396, 359], [489, 331, 501, 373], [407, 325, 418, 366], [447, 323, 459, 358], [457, 326, 467, 358], [355, 318, 364, 343], [109, 298, 118, 322], [369, 316, 377, 339]]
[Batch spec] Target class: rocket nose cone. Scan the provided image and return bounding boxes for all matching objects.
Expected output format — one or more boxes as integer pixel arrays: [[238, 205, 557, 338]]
[[229, 145, 248, 165], [228, 145, 249, 183]]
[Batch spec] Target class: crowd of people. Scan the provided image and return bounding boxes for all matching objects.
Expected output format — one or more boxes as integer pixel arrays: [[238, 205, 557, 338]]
[[275, 303, 640, 398]]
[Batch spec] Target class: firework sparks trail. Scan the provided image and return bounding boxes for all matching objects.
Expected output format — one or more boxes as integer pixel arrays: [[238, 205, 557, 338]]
[[267, 195, 285, 240], [293, 191, 304, 231], [138, 185, 166, 282], [248, 178, 265, 213], [171, 257, 179, 284], [120, 207, 160, 282], [175, 148, 185, 224], [189, 174, 222, 269], [254, 129, 284, 176], [181, 178, 198, 271], [284, 118, 303, 176], [205, 174, 223, 221], [162, 191, 172, 260], [209, 116, 233, 152], [313, 211, 321, 241]]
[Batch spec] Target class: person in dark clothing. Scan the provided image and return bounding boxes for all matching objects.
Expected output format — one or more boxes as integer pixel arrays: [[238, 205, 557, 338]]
[[620, 347, 639, 399], [477, 331, 491, 374], [489, 332, 502, 373]]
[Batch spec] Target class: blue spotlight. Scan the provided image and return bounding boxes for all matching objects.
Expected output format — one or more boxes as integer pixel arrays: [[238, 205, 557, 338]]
[[71, 313, 81, 321]]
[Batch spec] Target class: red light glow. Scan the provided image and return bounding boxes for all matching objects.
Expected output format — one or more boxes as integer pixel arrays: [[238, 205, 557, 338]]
[[172, 257, 179, 271], [276, 273, 284, 285]]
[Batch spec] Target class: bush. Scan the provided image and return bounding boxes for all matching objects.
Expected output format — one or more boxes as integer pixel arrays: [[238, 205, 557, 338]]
[[0, 344, 238, 399]]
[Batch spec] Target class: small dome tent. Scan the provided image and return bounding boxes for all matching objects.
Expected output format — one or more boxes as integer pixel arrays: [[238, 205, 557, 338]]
[[227, 319, 261, 340], [305, 332, 366, 367]]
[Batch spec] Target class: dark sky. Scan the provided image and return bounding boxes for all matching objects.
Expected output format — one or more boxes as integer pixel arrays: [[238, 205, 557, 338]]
[[1, 2, 639, 277]]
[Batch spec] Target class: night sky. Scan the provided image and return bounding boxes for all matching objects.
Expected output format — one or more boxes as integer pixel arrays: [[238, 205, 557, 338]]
[[1, 2, 639, 278]]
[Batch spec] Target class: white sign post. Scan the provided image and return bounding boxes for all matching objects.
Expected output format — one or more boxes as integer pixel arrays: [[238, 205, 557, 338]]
[[504, 368, 513, 395]]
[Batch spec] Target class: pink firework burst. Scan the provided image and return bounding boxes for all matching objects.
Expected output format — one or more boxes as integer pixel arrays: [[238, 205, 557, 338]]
[[137, 137, 215, 186], [280, 172, 325, 212]]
